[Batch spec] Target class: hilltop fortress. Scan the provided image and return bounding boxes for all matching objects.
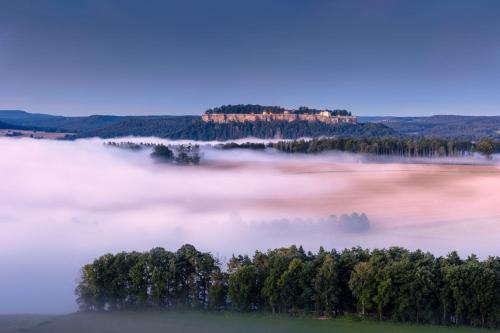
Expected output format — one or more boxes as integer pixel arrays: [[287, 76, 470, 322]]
[[201, 105, 357, 125]]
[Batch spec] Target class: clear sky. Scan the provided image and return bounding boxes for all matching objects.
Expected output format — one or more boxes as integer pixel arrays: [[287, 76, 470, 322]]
[[0, 0, 499, 116]]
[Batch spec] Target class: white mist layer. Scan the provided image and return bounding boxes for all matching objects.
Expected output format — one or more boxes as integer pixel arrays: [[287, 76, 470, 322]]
[[0, 137, 499, 314]]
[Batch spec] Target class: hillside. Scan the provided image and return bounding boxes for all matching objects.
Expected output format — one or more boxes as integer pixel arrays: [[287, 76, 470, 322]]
[[75, 116, 199, 138], [3, 110, 499, 140], [0, 110, 394, 140], [77, 118, 394, 140], [359, 115, 500, 139], [0, 120, 29, 130], [0, 110, 63, 121], [0, 111, 126, 133]]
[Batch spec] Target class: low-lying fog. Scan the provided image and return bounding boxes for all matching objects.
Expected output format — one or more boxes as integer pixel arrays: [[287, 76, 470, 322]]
[[0, 137, 499, 313]]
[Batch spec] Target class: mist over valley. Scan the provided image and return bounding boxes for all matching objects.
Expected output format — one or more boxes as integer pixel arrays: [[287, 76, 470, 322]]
[[0, 137, 499, 313]]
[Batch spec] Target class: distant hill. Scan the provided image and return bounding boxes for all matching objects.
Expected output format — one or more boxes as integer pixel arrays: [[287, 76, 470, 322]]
[[0, 110, 125, 133], [3, 110, 499, 140], [0, 110, 394, 139], [0, 120, 30, 130], [359, 115, 500, 139], [0, 110, 63, 121]]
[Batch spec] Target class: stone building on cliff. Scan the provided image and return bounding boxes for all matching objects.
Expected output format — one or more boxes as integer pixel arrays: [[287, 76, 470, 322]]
[[201, 109, 357, 125]]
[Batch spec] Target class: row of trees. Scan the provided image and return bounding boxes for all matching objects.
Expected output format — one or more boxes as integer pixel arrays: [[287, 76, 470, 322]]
[[76, 245, 500, 328], [218, 142, 266, 150], [295, 106, 352, 116], [205, 104, 286, 114], [271, 137, 499, 158], [204, 104, 352, 116]]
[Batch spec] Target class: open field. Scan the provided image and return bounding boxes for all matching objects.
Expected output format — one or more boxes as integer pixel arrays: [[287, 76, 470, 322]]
[[0, 312, 497, 333]]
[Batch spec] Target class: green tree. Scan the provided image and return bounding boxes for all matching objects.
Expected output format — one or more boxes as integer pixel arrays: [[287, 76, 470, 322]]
[[476, 138, 495, 159], [228, 265, 258, 311], [313, 254, 340, 316], [349, 261, 373, 317], [151, 144, 174, 161], [208, 269, 228, 310], [278, 258, 305, 313]]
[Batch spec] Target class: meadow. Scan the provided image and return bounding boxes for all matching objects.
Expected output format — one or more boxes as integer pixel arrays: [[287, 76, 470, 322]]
[[0, 312, 497, 333]]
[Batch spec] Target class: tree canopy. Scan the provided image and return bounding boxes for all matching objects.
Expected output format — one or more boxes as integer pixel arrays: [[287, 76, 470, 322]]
[[76, 245, 500, 329]]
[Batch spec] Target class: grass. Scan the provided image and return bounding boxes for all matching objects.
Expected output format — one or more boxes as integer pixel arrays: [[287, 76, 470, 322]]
[[0, 311, 496, 333]]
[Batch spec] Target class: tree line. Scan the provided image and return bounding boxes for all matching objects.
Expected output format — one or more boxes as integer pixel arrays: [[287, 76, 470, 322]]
[[295, 106, 352, 116], [76, 244, 500, 329], [205, 104, 286, 114], [270, 137, 499, 158], [204, 104, 352, 116]]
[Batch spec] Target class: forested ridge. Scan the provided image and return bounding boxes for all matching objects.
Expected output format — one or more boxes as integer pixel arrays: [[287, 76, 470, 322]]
[[3, 109, 500, 140], [76, 245, 500, 329], [75, 120, 394, 140]]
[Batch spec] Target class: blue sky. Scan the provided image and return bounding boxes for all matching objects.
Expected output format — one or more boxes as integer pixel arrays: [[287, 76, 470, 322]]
[[0, 0, 499, 116]]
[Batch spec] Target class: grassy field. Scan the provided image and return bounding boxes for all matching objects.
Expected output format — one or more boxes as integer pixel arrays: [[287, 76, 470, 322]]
[[0, 312, 497, 333]]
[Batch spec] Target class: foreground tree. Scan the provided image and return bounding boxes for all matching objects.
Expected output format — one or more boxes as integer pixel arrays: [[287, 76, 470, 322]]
[[349, 261, 373, 317], [76, 245, 500, 329]]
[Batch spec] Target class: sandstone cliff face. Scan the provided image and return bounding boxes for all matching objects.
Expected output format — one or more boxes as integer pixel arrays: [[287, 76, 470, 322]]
[[201, 113, 357, 124]]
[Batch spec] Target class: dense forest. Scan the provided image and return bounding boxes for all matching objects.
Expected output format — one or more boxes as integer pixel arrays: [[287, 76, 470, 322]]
[[169, 121, 394, 141], [76, 244, 500, 329], [269, 137, 500, 158], [205, 104, 352, 116], [78, 119, 394, 140]]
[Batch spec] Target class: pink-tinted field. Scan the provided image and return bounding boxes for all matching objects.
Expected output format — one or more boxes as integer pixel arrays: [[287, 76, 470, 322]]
[[0, 137, 499, 313]]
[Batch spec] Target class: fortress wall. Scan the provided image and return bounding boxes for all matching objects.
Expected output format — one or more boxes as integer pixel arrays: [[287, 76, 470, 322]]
[[201, 113, 357, 124]]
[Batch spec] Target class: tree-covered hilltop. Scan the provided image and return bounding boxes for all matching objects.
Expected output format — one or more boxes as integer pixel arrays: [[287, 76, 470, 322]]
[[204, 104, 352, 116], [76, 244, 500, 329]]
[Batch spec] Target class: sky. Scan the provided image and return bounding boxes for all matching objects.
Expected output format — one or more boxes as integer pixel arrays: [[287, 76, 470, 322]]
[[0, 0, 499, 116]]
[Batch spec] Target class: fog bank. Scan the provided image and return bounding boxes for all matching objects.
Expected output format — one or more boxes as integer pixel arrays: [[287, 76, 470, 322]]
[[0, 137, 499, 313]]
